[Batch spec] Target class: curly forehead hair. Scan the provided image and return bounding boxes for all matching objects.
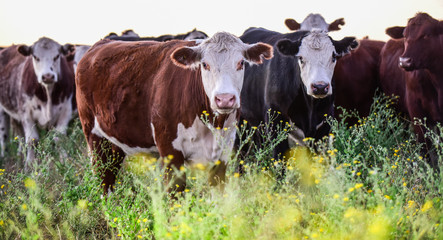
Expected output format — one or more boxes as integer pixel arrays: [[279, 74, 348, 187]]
[[305, 29, 330, 50], [35, 37, 58, 50], [200, 32, 244, 53]]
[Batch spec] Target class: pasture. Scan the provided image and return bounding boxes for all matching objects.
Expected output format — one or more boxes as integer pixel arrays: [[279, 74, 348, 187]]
[[0, 94, 441, 239]]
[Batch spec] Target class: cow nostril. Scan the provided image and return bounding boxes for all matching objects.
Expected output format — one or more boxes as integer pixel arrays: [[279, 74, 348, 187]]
[[215, 94, 236, 108], [311, 83, 330, 95], [42, 73, 55, 83]]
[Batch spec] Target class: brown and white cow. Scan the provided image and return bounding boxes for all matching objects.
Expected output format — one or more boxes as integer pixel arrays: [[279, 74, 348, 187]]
[[0, 37, 76, 168], [380, 13, 443, 166], [285, 13, 345, 32], [76, 32, 273, 193]]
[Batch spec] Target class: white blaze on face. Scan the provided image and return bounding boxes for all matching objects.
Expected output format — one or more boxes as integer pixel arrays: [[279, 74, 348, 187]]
[[29, 38, 63, 84], [297, 30, 337, 98], [171, 32, 273, 114], [198, 34, 248, 114]]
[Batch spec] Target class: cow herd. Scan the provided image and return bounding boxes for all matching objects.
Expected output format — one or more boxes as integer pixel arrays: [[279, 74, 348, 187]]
[[0, 12, 441, 194]]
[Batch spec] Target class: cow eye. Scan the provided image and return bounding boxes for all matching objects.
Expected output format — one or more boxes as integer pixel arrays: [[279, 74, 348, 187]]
[[298, 56, 305, 65], [332, 53, 337, 63], [202, 62, 210, 71], [33, 55, 40, 62], [53, 54, 59, 61], [237, 60, 245, 71]]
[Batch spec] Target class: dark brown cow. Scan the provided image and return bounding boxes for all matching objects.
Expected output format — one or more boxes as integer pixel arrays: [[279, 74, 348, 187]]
[[0, 37, 76, 168], [380, 13, 443, 165], [333, 39, 385, 122], [76, 32, 273, 193]]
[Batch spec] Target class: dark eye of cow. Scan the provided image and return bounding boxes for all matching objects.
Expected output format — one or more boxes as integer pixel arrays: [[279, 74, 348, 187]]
[[202, 62, 210, 71], [298, 56, 305, 65], [332, 53, 337, 63], [237, 60, 245, 71], [53, 54, 59, 61], [33, 55, 40, 62]]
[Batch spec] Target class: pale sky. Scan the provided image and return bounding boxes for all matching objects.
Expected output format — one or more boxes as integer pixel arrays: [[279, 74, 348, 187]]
[[0, 0, 442, 46]]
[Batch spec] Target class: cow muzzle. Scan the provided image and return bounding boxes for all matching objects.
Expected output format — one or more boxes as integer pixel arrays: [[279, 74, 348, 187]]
[[399, 57, 414, 71], [42, 73, 56, 84], [215, 93, 237, 113], [311, 82, 330, 98]]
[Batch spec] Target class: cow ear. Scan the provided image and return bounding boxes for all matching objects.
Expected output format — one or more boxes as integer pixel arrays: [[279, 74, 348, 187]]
[[386, 26, 405, 39], [333, 37, 358, 57], [17, 45, 32, 56], [171, 46, 201, 69], [285, 19, 301, 31], [61, 44, 75, 56], [244, 43, 273, 64], [276, 39, 301, 56], [328, 18, 345, 32]]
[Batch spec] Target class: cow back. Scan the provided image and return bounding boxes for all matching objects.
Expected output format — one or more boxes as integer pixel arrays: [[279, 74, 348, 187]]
[[334, 39, 385, 118], [76, 39, 206, 149]]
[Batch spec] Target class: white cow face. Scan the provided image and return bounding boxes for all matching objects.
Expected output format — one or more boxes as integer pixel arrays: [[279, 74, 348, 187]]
[[277, 29, 358, 98], [17, 37, 74, 85], [171, 32, 273, 114]]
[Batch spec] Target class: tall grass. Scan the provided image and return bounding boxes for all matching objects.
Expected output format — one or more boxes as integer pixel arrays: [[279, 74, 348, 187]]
[[0, 94, 441, 239]]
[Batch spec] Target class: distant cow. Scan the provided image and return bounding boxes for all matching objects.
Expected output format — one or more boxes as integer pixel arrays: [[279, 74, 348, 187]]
[[0, 37, 76, 168], [76, 32, 273, 193], [285, 13, 345, 32], [239, 27, 357, 160], [105, 28, 208, 42], [380, 13, 443, 164], [72, 45, 91, 73]]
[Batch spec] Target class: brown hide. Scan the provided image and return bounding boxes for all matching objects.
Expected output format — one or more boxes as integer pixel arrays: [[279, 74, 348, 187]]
[[333, 39, 385, 122]]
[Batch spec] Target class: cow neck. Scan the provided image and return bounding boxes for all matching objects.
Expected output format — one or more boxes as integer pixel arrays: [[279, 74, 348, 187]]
[[22, 56, 74, 108], [295, 81, 332, 137]]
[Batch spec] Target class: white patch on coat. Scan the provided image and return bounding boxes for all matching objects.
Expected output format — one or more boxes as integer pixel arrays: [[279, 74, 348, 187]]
[[171, 113, 237, 165], [91, 117, 158, 155], [21, 95, 73, 129], [297, 29, 337, 97]]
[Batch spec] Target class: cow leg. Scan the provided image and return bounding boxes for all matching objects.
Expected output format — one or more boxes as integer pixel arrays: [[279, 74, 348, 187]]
[[88, 133, 125, 194], [53, 106, 74, 162], [0, 108, 10, 157], [21, 118, 39, 171]]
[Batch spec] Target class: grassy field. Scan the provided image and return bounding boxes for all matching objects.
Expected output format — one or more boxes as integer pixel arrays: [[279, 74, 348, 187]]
[[0, 94, 442, 240]]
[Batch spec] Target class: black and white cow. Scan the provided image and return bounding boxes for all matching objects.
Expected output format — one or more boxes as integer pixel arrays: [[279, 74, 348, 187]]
[[239, 27, 358, 160], [0, 37, 76, 169]]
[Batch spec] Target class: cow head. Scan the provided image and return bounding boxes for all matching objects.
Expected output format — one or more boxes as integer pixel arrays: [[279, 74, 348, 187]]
[[171, 32, 273, 114], [184, 29, 209, 41], [285, 13, 345, 32], [17, 37, 74, 85], [386, 13, 443, 71], [277, 29, 358, 98]]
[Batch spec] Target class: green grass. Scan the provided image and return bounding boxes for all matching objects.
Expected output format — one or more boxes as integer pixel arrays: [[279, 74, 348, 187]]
[[0, 94, 441, 239]]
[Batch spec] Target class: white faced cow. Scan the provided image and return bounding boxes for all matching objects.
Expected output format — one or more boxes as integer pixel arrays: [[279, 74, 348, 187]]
[[239, 28, 357, 160], [0, 37, 76, 169], [76, 32, 273, 193]]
